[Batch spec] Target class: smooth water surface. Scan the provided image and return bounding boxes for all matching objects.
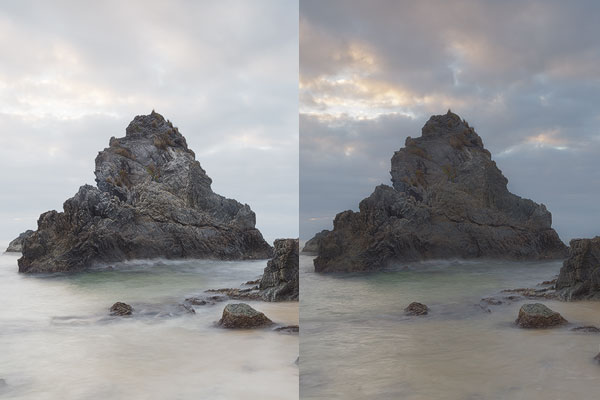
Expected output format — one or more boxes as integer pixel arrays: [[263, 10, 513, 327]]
[[0, 253, 298, 399], [300, 255, 600, 400]]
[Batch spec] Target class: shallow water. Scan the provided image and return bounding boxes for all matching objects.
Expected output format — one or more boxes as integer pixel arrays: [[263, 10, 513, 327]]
[[0, 253, 298, 399], [300, 255, 600, 400]]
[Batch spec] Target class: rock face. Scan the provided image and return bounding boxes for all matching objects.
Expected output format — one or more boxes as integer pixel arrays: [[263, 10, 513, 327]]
[[515, 303, 567, 328], [218, 303, 272, 328], [302, 230, 329, 254], [259, 238, 299, 301], [18, 111, 272, 273], [405, 302, 429, 316], [313, 111, 567, 272], [5, 230, 34, 252], [110, 302, 133, 316], [556, 237, 600, 300]]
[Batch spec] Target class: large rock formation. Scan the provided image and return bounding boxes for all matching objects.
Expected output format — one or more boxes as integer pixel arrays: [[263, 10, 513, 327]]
[[556, 237, 600, 300], [5, 230, 34, 252], [313, 111, 567, 272], [18, 111, 272, 273], [301, 230, 329, 254], [259, 238, 299, 301]]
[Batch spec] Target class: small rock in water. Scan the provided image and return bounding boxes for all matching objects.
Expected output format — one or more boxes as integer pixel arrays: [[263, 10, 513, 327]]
[[0, 378, 6, 387], [110, 302, 133, 316], [274, 325, 299, 334], [218, 303, 272, 329], [595, 353, 600, 363], [481, 297, 504, 306], [405, 302, 429, 316], [571, 326, 600, 333], [178, 303, 195, 314], [515, 303, 567, 328]]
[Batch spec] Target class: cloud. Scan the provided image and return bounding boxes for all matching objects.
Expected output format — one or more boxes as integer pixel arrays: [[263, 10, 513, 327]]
[[0, 0, 298, 244], [300, 0, 600, 242]]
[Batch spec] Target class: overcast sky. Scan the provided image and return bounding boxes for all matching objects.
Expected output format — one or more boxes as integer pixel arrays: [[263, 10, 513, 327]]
[[0, 0, 298, 246], [300, 0, 600, 243]]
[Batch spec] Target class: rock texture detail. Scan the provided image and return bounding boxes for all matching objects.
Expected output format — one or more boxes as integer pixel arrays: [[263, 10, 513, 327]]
[[313, 111, 567, 272], [301, 230, 329, 254], [110, 302, 133, 316], [218, 303, 273, 329], [18, 111, 272, 273], [5, 230, 34, 252], [556, 237, 600, 300], [515, 303, 567, 328], [259, 238, 299, 301], [405, 302, 429, 316]]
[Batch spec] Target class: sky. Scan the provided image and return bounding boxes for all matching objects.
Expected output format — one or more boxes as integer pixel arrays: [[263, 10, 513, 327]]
[[0, 0, 298, 245], [300, 0, 600, 243]]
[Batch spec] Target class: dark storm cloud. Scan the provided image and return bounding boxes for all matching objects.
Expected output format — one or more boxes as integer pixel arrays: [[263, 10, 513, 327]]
[[300, 0, 600, 242], [0, 0, 298, 245]]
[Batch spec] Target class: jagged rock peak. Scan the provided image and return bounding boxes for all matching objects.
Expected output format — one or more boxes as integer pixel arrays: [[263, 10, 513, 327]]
[[312, 111, 567, 273], [18, 112, 272, 273]]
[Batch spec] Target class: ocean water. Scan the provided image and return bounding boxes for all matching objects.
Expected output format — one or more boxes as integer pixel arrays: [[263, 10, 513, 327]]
[[0, 252, 298, 400], [300, 255, 600, 400]]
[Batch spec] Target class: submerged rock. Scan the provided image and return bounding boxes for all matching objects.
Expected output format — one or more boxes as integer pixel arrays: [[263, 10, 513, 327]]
[[595, 353, 600, 363], [185, 295, 227, 306], [515, 303, 567, 328], [206, 287, 262, 300], [5, 230, 34, 252], [18, 111, 272, 273], [405, 302, 429, 316], [218, 303, 272, 329], [571, 326, 600, 333], [274, 325, 299, 334], [556, 237, 600, 300], [312, 111, 567, 272], [259, 238, 299, 301], [302, 230, 329, 254], [110, 302, 133, 316]]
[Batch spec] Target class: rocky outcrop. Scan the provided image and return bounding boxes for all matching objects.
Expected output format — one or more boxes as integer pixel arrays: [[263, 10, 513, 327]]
[[5, 230, 34, 252], [204, 238, 299, 302], [18, 111, 272, 273], [110, 302, 133, 316], [556, 237, 600, 300], [218, 303, 273, 329], [405, 302, 429, 316], [313, 111, 567, 272], [302, 230, 329, 254], [259, 238, 299, 301], [515, 303, 567, 328]]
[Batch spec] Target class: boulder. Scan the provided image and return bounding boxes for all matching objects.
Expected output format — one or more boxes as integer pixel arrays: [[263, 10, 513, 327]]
[[405, 302, 429, 316], [556, 237, 600, 300], [259, 238, 299, 301], [302, 230, 329, 254], [218, 303, 272, 329], [110, 302, 133, 316], [18, 111, 272, 273], [515, 303, 567, 328], [313, 111, 567, 272], [5, 230, 34, 252]]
